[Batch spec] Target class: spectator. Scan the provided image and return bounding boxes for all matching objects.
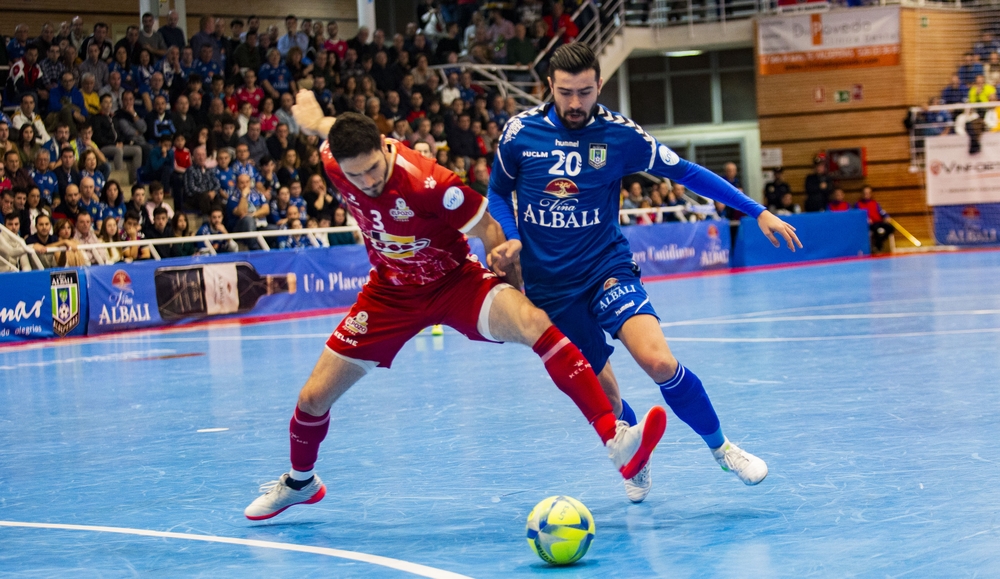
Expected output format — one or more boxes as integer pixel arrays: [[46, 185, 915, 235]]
[[72, 212, 104, 265], [171, 94, 197, 142], [145, 94, 175, 141], [196, 207, 237, 253], [958, 52, 984, 87], [190, 16, 222, 67], [278, 15, 309, 57], [6, 43, 43, 104], [48, 72, 88, 127], [275, 93, 300, 135], [15, 124, 43, 169], [119, 211, 150, 261], [855, 185, 894, 252], [99, 71, 125, 113], [488, 10, 515, 62], [470, 161, 490, 196], [52, 183, 82, 223], [233, 30, 263, 73], [5, 149, 33, 191], [804, 156, 832, 212], [138, 12, 167, 59], [67, 17, 86, 53], [25, 213, 59, 268], [447, 113, 478, 158], [969, 75, 996, 103], [157, 11, 186, 49], [124, 184, 149, 233], [260, 49, 294, 99], [722, 162, 742, 191], [184, 145, 223, 215], [169, 212, 197, 257], [144, 181, 173, 222], [232, 143, 260, 181], [772, 191, 801, 216], [157, 46, 185, 92], [266, 123, 293, 162], [109, 49, 137, 96], [96, 214, 122, 264], [60, 45, 81, 83], [50, 217, 87, 266], [324, 21, 348, 60], [77, 150, 106, 197], [663, 186, 687, 222], [144, 206, 173, 255], [79, 73, 100, 115], [827, 188, 849, 212], [276, 148, 300, 187], [54, 147, 81, 197], [78, 44, 109, 88], [327, 206, 358, 245], [7, 24, 31, 63], [25, 186, 51, 235], [302, 173, 336, 220], [99, 179, 126, 227], [268, 185, 292, 228], [0, 122, 12, 159], [38, 44, 66, 96], [114, 91, 150, 169], [986, 52, 1000, 87], [278, 205, 308, 248], [77, 174, 102, 225], [30, 150, 58, 206], [544, 1, 578, 45], [225, 173, 267, 249], [81, 22, 113, 62], [763, 167, 790, 208]]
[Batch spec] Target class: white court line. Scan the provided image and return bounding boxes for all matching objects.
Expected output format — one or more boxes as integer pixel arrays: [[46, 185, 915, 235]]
[[664, 327, 1000, 343], [196, 428, 229, 433], [0, 349, 176, 371], [0, 520, 475, 579], [660, 310, 1000, 327]]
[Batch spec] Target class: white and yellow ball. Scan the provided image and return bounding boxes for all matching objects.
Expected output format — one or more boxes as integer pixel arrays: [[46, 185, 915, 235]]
[[525, 495, 595, 565]]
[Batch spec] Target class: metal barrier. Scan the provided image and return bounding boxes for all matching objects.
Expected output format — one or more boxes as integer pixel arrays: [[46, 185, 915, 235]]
[[906, 101, 997, 169]]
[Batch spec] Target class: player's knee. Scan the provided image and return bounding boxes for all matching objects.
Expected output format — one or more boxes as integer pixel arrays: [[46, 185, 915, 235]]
[[640, 353, 679, 383], [522, 305, 552, 338], [297, 391, 328, 416]]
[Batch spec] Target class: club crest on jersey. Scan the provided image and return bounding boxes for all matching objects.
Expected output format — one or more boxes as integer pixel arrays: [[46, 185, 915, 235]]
[[603, 277, 619, 291], [368, 230, 431, 259], [390, 197, 415, 221], [589, 143, 607, 169], [543, 178, 579, 199], [343, 311, 370, 335]]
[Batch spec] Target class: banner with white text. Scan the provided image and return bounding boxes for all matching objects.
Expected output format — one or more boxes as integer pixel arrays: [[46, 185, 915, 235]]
[[85, 246, 374, 335], [621, 220, 731, 276], [0, 268, 88, 343], [757, 6, 900, 75]]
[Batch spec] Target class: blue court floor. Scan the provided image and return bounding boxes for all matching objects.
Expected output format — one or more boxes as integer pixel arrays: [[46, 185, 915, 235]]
[[3, 251, 1000, 578]]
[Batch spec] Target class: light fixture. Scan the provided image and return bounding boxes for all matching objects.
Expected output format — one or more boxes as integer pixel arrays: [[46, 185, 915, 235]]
[[664, 50, 703, 57]]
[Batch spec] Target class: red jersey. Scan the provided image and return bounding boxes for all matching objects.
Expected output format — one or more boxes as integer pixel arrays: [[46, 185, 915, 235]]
[[321, 138, 487, 286], [236, 86, 264, 115]]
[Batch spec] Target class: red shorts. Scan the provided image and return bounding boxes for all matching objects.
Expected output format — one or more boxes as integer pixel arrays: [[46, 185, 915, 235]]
[[326, 259, 510, 369]]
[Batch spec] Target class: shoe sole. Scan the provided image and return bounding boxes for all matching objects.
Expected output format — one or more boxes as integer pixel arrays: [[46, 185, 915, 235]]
[[619, 407, 667, 480], [245, 484, 327, 521]]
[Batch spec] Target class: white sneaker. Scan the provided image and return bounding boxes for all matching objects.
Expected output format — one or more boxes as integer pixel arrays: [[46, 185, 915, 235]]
[[712, 439, 768, 485], [624, 463, 652, 503], [606, 407, 667, 480], [244, 473, 327, 520]]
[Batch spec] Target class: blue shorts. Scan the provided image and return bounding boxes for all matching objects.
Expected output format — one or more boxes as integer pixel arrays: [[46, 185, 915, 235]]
[[537, 264, 659, 372]]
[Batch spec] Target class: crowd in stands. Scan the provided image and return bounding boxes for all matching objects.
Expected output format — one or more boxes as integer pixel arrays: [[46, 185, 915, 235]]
[[0, 1, 582, 269]]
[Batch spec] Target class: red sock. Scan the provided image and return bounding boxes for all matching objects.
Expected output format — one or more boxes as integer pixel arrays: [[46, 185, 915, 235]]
[[289, 406, 330, 474], [532, 326, 618, 443]]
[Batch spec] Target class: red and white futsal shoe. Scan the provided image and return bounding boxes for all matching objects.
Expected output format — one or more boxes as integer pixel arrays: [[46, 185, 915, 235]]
[[244, 473, 327, 520], [606, 406, 667, 481]]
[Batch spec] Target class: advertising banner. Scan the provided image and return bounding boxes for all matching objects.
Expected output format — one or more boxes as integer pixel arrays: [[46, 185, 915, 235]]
[[0, 268, 88, 343], [621, 220, 731, 276], [732, 209, 870, 267], [85, 245, 373, 335], [757, 6, 900, 75], [933, 203, 1000, 246], [925, 134, 1000, 206]]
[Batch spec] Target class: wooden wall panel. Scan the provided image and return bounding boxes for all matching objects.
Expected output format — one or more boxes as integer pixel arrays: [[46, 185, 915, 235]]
[[901, 8, 977, 105], [757, 67, 908, 117], [759, 108, 910, 143], [774, 135, 912, 169]]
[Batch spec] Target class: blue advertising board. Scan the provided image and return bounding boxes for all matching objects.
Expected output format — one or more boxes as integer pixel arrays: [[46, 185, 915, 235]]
[[732, 209, 870, 268], [0, 268, 88, 343], [933, 203, 1000, 246], [85, 245, 373, 335], [621, 220, 732, 276]]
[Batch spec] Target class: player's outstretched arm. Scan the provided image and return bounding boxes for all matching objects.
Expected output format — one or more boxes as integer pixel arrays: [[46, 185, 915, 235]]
[[292, 89, 335, 138], [757, 209, 803, 251]]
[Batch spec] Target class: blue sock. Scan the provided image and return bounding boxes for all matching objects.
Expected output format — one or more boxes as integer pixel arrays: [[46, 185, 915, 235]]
[[658, 364, 725, 449], [618, 398, 637, 426]]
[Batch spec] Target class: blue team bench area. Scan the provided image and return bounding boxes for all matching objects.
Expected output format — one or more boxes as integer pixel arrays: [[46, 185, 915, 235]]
[[0, 211, 871, 344]]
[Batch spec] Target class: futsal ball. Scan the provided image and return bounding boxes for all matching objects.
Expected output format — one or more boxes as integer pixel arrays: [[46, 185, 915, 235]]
[[525, 496, 595, 565]]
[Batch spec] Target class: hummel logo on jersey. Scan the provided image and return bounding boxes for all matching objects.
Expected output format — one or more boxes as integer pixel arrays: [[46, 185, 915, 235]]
[[424, 176, 437, 189], [555, 139, 579, 147]]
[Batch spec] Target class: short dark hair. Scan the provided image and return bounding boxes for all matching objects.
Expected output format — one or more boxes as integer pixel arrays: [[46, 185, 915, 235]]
[[153, 206, 168, 218], [4, 212, 19, 223], [149, 182, 163, 195], [326, 113, 381, 161], [124, 210, 141, 224], [548, 43, 600, 81]]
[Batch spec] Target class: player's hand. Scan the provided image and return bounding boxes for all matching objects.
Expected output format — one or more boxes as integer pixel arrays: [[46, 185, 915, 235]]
[[292, 89, 335, 138], [757, 210, 802, 252], [487, 239, 522, 277]]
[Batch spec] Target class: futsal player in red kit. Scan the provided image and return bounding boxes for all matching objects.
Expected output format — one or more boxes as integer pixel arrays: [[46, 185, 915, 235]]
[[244, 94, 667, 520]]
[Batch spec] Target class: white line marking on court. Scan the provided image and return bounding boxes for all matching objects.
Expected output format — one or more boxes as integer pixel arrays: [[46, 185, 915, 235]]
[[196, 428, 229, 433], [0, 521, 475, 579], [661, 310, 1000, 327], [0, 349, 177, 371], [664, 327, 1000, 342]]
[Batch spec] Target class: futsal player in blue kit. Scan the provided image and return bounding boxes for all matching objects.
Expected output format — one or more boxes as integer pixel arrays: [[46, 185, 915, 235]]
[[487, 43, 802, 503]]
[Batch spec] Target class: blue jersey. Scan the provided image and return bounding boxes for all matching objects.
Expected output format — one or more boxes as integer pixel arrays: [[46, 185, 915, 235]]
[[489, 104, 765, 297]]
